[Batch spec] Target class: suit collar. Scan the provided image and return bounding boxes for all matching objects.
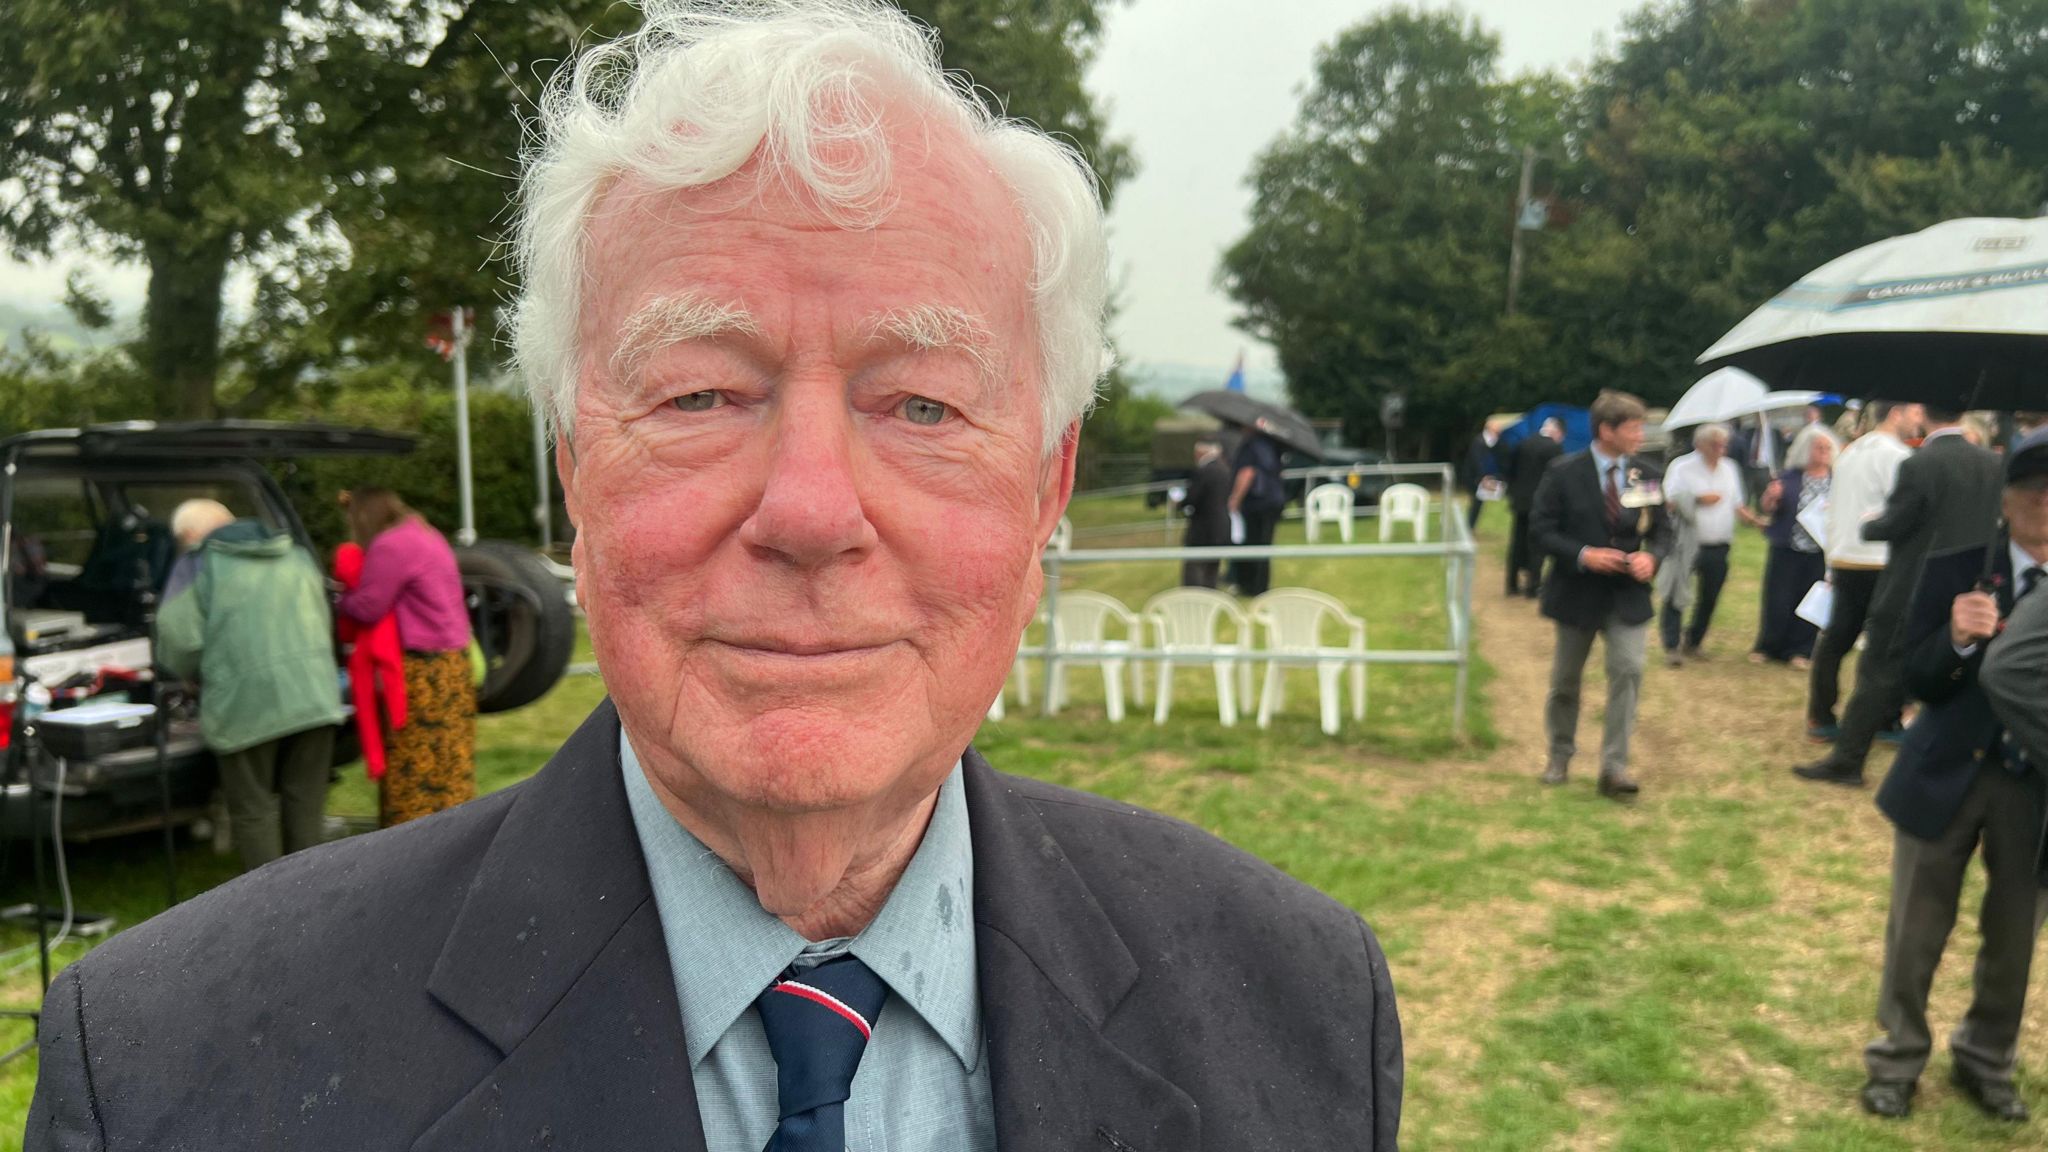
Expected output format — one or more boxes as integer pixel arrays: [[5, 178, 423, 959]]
[[963, 751, 1201, 1151], [417, 699, 705, 1150], [415, 711, 1200, 1152]]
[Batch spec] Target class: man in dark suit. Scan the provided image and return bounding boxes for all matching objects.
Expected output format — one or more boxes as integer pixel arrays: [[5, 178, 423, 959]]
[[1504, 417, 1565, 596], [1796, 408, 2003, 786], [1531, 391, 1674, 800], [1178, 437, 1232, 588], [1459, 418, 1503, 533], [1857, 430, 2048, 1122], [24, 6, 1403, 1149]]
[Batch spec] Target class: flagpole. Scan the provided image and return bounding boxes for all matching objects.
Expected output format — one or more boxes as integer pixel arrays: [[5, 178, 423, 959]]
[[451, 306, 477, 547]]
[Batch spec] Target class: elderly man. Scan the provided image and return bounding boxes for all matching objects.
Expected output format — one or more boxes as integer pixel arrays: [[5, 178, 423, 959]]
[[1657, 423, 1755, 666], [1856, 429, 2048, 1122], [155, 499, 343, 873], [24, 4, 1402, 1150]]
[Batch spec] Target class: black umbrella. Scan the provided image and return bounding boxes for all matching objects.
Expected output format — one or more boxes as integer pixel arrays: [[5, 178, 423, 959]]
[[1180, 391, 1324, 458]]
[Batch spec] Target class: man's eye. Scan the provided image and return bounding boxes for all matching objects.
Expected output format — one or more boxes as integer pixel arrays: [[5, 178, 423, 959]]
[[671, 391, 728, 413], [900, 397, 951, 426]]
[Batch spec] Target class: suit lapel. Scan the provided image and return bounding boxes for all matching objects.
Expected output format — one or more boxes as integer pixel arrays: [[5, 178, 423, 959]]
[[413, 700, 706, 1152], [964, 752, 1202, 1152]]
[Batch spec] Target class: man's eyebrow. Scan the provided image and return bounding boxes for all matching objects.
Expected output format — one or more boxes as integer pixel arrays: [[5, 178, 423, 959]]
[[867, 305, 998, 386], [609, 293, 760, 379]]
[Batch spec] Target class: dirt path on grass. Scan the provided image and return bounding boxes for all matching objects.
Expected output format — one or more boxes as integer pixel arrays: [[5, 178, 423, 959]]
[[1392, 544, 2028, 1147]]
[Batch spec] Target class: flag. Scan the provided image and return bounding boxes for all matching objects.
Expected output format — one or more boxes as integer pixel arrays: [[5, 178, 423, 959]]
[[1225, 352, 1246, 393], [425, 307, 476, 361]]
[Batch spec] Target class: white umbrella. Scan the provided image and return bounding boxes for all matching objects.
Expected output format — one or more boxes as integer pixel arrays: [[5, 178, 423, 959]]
[[1722, 390, 1825, 421], [1661, 367, 1768, 429], [1698, 216, 2048, 410]]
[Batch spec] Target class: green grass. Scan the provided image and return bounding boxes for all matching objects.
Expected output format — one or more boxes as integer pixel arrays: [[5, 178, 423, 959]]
[[0, 500, 2038, 1150]]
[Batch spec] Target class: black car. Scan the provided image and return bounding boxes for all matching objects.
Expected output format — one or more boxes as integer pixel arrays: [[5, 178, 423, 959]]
[[0, 421, 576, 840]]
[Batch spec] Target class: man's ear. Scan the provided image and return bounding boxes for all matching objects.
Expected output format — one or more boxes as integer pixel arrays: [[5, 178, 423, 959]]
[[1036, 424, 1081, 544], [555, 427, 580, 530]]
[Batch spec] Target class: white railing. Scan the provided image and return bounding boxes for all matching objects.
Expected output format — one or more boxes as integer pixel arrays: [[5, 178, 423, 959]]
[[1036, 462, 1476, 738]]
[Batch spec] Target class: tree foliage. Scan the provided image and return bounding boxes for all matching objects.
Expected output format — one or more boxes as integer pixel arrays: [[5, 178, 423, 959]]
[[1224, 0, 2048, 454], [1, 0, 1132, 420]]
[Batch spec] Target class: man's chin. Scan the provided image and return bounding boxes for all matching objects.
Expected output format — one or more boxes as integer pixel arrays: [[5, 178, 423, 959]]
[[690, 712, 947, 811]]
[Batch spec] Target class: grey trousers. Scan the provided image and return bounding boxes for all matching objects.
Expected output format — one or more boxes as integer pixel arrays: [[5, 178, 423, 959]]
[[1865, 766, 2048, 1085], [216, 725, 335, 874], [1546, 613, 1648, 779]]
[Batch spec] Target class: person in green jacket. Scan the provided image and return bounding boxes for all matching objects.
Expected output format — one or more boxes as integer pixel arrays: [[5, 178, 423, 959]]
[[157, 500, 345, 872]]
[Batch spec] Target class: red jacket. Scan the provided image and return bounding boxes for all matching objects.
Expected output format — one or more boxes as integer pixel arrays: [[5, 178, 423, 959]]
[[333, 543, 408, 779]]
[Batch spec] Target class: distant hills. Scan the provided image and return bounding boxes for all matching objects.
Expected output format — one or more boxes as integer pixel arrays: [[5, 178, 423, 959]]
[[1123, 359, 1289, 406], [0, 302, 126, 354]]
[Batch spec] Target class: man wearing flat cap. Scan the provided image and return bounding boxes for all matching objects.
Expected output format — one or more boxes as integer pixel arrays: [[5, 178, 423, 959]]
[[25, 2, 1402, 1149], [1856, 428, 2048, 1123]]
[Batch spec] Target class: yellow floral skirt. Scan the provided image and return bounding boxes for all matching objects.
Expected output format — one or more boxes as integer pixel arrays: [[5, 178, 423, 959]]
[[380, 650, 477, 827]]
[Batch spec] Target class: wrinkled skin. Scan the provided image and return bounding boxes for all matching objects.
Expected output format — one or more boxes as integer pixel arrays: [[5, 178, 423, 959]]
[[559, 112, 1076, 938]]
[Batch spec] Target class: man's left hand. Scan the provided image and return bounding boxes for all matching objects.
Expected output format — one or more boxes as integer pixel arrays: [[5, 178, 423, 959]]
[[1628, 552, 1657, 583]]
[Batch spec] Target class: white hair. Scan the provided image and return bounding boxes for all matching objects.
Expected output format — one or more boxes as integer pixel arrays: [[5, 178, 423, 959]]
[[171, 499, 235, 548], [1692, 422, 1731, 447], [508, 0, 1110, 455], [1787, 424, 1839, 471]]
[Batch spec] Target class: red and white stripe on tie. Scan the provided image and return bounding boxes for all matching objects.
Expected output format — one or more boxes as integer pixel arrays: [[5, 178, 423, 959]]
[[772, 979, 875, 1039]]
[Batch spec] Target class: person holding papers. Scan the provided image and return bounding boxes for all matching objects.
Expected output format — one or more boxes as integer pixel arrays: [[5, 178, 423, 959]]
[[1752, 426, 1839, 667]]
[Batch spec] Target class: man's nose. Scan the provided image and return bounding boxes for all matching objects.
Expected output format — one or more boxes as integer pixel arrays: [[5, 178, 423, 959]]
[[737, 383, 879, 566]]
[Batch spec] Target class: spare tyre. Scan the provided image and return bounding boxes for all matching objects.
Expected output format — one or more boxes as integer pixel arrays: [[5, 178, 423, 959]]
[[455, 541, 576, 713]]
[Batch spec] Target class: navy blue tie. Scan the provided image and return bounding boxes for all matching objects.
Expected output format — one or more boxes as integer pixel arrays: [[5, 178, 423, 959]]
[[756, 955, 889, 1152]]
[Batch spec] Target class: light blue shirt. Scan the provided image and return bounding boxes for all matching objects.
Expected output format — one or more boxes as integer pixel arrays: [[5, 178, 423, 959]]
[[621, 736, 996, 1152]]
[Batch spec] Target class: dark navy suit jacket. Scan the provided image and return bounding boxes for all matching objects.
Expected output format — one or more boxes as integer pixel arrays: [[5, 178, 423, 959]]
[[1877, 539, 2046, 872], [26, 701, 1403, 1151]]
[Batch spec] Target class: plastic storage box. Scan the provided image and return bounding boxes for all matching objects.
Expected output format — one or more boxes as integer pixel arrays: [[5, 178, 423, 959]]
[[36, 702, 158, 762]]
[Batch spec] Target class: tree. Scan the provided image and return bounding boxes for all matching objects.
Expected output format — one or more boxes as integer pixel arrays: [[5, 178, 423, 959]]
[[1224, 0, 2048, 452], [1, 0, 1132, 420], [1220, 9, 1540, 453]]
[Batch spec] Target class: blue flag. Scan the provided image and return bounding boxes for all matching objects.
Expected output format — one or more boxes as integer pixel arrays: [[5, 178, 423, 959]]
[[1225, 352, 1246, 393]]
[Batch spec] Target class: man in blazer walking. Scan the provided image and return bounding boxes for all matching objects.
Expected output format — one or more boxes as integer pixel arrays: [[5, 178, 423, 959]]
[[24, 4, 1403, 1149], [1530, 391, 1673, 800], [1796, 408, 2003, 787], [1857, 430, 2048, 1122], [1504, 417, 1565, 597]]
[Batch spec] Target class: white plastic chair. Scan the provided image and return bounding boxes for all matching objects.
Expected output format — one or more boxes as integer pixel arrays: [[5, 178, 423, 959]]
[[1046, 590, 1144, 723], [1303, 483, 1356, 544], [1249, 588, 1367, 736], [1378, 483, 1431, 542], [1142, 588, 1256, 726]]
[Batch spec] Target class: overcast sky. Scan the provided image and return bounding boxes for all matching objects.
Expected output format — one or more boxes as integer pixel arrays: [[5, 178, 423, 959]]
[[2, 0, 1646, 375]]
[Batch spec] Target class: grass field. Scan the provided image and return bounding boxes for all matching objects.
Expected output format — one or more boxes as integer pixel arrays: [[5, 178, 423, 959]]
[[0, 498, 2043, 1150]]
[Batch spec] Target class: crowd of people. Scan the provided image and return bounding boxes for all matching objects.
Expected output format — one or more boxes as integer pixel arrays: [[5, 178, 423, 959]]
[[154, 488, 477, 873], [1473, 392, 2048, 1123]]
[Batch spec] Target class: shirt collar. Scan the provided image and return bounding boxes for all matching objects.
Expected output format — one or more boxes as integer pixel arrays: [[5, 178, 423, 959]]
[[2013, 541, 2045, 585], [1590, 446, 1625, 475], [1923, 426, 1966, 444], [620, 734, 983, 1071]]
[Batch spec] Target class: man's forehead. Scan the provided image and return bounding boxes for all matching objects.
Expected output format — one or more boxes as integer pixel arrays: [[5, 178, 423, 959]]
[[581, 150, 1033, 335]]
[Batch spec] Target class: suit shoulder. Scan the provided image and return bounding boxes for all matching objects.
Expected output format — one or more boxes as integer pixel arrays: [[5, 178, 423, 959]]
[[66, 785, 520, 990], [994, 772, 1364, 931]]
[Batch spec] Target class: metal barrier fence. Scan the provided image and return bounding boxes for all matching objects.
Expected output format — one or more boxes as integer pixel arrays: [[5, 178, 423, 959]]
[[1035, 462, 1477, 738]]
